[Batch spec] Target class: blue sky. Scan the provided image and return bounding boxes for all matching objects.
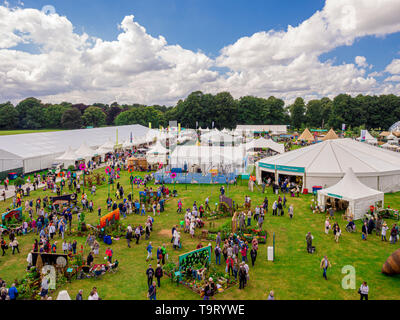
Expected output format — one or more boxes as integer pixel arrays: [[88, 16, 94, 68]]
[[14, 0, 399, 70], [1, 0, 400, 105]]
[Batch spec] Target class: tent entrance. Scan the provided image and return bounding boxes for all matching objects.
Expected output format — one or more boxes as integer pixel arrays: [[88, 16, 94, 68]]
[[325, 196, 349, 212]]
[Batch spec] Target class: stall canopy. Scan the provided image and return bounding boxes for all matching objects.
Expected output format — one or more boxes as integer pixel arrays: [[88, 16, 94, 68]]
[[146, 141, 169, 165], [297, 128, 314, 142], [55, 146, 78, 167], [322, 129, 339, 141], [75, 142, 96, 160], [356, 130, 378, 145], [244, 138, 285, 154], [317, 167, 384, 220], [256, 138, 400, 193]]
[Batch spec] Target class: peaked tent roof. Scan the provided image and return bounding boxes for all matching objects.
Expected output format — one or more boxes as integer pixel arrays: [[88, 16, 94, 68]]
[[257, 138, 400, 176], [244, 138, 285, 154], [322, 129, 339, 141], [56, 146, 78, 161], [357, 130, 377, 143], [147, 141, 169, 155], [75, 142, 96, 158], [297, 128, 314, 142], [318, 167, 383, 201]]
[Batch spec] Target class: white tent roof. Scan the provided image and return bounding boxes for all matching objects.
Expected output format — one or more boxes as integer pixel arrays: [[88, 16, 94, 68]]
[[257, 138, 400, 177], [244, 138, 285, 154], [147, 141, 169, 155], [56, 146, 78, 161], [357, 130, 377, 143], [122, 140, 132, 148], [318, 167, 384, 201], [75, 142, 96, 158], [56, 290, 71, 300], [201, 130, 237, 143], [0, 124, 148, 160]]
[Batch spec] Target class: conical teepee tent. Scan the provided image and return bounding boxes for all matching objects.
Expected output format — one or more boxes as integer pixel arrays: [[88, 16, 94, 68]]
[[297, 128, 314, 142], [322, 128, 339, 141]]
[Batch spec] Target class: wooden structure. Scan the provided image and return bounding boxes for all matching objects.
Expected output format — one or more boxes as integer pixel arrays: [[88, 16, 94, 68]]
[[127, 157, 148, 171]]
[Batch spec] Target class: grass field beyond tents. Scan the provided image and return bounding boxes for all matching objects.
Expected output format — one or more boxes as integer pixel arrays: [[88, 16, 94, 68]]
[[1, 169, 400, 300], [0, 129, 64, 136]]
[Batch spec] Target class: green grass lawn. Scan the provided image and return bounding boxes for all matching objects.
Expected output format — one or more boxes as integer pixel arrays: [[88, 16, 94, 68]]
[[0, 129, 64, 136], [1, 169, 400, 300]]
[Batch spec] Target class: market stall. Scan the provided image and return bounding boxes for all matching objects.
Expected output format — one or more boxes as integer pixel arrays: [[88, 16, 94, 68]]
[[317, 167, 384, 220]]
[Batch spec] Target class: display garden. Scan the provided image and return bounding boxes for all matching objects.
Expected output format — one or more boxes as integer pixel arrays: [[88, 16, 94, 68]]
[[1, 167, 400, 300]]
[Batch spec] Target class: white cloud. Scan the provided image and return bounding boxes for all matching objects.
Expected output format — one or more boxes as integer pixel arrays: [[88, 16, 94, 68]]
[[1, 0, 400, 106], [384, 75, 400, 82], [385, 59, 400, 74], [355, 56, 368, 68]]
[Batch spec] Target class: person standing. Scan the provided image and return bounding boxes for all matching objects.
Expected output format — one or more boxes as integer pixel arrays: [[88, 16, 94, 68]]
[[267, 290, 275, 300], [362, 222, 368, 241], [359, 281, 369, 300], [126, 226, 133, 248], [320, 256, 331, 280], [288, 204, 294, 219], [382, 223, 389, 241], [238, 263, 247, 289], [214, 245, 222, 265], [146, 264, 155, 288], [325, 218, 331, 235], [76, 290, 83, 300], [155, 264, 163, 288], [250, 247, 257, 267], [148, 281, 157, 300]]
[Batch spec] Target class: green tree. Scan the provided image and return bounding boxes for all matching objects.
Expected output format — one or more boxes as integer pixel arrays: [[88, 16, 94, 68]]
[[82, 106, 106, 127], [106, 105, 122, 125], [43, 104, 70, 128], [305, 100, 323, 128], [289, 98, 306, 129], [61, 108, 83, 129], [0, 102, 19, 129], [15, 97, 42, 129]]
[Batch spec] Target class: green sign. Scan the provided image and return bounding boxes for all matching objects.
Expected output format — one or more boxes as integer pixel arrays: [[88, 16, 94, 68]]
[[328, 193, 343, 199], [178, 245, 212, 272], [276, 165, 305, 174], [259, 163, 276, 170]]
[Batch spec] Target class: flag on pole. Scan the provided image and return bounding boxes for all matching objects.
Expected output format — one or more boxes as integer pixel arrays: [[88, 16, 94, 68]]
[[130, 132, 133, 143], [149, 122, 152, 129]]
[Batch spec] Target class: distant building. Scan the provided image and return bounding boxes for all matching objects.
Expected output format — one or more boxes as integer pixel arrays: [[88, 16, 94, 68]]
[[235, 125, 287, 135]]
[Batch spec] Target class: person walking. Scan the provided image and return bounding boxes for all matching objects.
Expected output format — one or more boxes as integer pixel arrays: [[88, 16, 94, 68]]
[[148, 281, 157, 300], [325, 218, 331, 235], [146, 242, 153, 261], [382, 223, 389, 241], [155, 264, 163, 288], [320, 256, 331, 280], [146, 264, 155, 288], [126, 226, 133, 248], [359, 281, 369, 300], [250, 247, 257, 267], [214, 245, 221, 265], [288, 204, 294, 219]]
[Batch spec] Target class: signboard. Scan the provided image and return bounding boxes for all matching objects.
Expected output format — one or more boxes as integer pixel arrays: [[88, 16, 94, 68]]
[[276, 165, 305, 174], [258, 163, 276, 170], [178, 245, 212, 272], [361, 130, 366, 142], [328, 193, 343, 199], [1, 207, 22, 223]]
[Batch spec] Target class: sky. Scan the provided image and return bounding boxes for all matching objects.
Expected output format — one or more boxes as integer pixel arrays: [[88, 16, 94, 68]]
[[1, 0, 400, 106]]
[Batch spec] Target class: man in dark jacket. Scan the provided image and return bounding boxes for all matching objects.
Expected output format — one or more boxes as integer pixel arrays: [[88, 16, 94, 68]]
[[146, 264, 155, 288]]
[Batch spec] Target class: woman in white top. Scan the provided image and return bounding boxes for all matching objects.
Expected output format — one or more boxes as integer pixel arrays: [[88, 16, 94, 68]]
[[325, 218, 331, 234], [359, 281, 369, 300], [288, 205, 294, 219], [88, 287, 100, 300]]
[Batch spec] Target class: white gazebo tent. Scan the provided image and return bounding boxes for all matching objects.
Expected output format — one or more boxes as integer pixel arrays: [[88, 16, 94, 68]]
[[96, 139, 115, 154], [357, 130, 378, 145], [55, 146, 78, 168], [146, 141, 169, 165], [75, 142, 96, 161], [317, 167, 384, 220], [244, 138, 285, 154]]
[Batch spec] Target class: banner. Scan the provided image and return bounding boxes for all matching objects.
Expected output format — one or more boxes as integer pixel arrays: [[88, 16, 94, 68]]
[[100, 208, 120, 228], [361, 130, 367, 142], [1, 207, 22, 223], [179, 245, 212, 272], [342, 123, 346, 131]]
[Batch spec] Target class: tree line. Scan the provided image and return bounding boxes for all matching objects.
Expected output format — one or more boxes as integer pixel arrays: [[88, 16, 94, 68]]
[[0, 92, 399, 131]]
